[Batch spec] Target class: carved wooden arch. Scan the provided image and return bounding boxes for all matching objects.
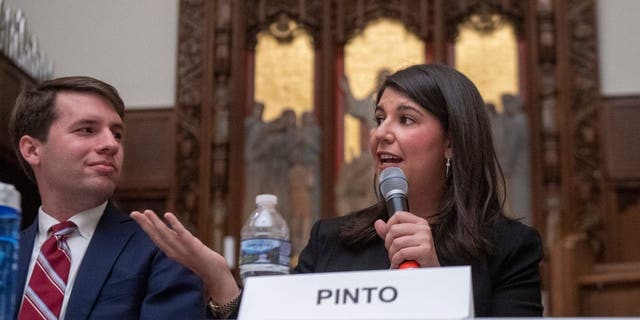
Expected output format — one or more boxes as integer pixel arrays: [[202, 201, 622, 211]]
[[336, 0, 432, 45], [244, 0, 323, 49], [173, 2, 604, 314], [442, 0, 527, 40]]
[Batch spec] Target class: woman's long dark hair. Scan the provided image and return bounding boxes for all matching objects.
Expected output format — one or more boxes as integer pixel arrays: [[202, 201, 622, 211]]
[[340, 64, 506, 264]]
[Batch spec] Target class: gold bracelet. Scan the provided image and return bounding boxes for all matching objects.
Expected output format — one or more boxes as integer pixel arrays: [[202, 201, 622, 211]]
[[208, 294, 240, 318]]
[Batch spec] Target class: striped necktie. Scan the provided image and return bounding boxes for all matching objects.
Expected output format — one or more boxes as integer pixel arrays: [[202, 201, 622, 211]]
[[18, 221, 77, 320]]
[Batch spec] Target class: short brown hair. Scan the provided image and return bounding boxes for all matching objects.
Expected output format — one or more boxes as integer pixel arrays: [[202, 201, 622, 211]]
[[8, 76, 125, 182]]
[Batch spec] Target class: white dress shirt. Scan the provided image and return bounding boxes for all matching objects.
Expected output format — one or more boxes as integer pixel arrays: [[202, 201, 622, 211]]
[[21, 202, 106, 320]]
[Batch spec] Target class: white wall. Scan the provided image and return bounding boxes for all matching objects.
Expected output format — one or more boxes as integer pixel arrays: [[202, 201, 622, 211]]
[[5, 0, 178, 108], [597, 0, 640, 96]]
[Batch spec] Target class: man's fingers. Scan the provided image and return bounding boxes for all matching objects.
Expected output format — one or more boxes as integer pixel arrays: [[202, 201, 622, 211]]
[[144, 210, 175, 237], [164, 212, 191, 237], [131, 211, 159, 236]]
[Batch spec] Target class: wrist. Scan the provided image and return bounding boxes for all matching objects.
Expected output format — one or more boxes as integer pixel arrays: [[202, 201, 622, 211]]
[[208, 292, 241, 318], [204, 269, 241, 303]]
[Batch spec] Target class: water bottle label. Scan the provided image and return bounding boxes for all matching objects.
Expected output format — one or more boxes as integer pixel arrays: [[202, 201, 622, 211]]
[[0, 235, 19, 318], [240, 238, 291, 267]]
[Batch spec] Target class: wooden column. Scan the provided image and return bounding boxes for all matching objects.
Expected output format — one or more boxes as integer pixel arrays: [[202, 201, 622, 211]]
[[227, 0, 249, 257], [319, 0, 337, 217]]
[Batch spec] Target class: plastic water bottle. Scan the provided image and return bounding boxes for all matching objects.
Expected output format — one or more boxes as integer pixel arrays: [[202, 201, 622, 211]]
[[239, 194, 290, 283], [0, 182, 21, 319]]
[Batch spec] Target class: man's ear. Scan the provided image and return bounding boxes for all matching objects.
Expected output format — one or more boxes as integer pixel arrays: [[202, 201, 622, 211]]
[[19, 135, 42, 167]]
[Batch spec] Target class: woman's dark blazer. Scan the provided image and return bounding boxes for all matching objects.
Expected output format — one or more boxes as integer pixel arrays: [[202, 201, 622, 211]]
[[293, 210, 544, 317]]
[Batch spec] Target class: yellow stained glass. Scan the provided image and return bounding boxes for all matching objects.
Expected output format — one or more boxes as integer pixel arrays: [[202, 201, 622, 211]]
[[255, 28, 314, 122], [343, 19, 424, 163], [455, 18, 519, 112]]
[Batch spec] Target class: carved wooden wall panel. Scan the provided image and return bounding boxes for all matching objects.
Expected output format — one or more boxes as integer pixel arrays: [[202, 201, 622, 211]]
[[0, 53, 39, 228], [442, 0, 526, 40], [245, 0, 323, 48], [337, 0, 432, 44], [118, 109, 175, 191], [173, 0, 232, 248], [555, 0, 604, 240], [114, 108, 175, 217], [173, 2, 624, 314], [581, 283, 640, 316], [174, 0, 206, 231], [533, 0, 561, 247], [601, 97, 640, 180], [603, 182, 640, 262], [172, 0, 607, 246], [601, 96, 640, 262], [210, 0, 234, 252]]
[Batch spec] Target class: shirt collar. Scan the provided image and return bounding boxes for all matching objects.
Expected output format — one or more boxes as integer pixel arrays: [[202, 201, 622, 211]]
[[38, 201, 107, 239]]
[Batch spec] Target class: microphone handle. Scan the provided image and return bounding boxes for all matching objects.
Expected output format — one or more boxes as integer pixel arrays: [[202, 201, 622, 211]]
[[385, 194, 408, 215], [385, 194, 419, 269], [399, 260, 420, 269]]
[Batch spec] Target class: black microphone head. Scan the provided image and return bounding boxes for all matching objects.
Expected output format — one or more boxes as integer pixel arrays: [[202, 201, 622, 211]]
[[378, 167, 408, 201]]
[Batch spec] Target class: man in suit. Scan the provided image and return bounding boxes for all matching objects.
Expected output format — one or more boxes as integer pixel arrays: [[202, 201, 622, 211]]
[[9, 76, 204, 319]]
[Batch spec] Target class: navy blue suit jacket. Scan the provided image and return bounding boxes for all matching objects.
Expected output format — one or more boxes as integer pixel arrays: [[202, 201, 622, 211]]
[[17, 202, 205, 319]]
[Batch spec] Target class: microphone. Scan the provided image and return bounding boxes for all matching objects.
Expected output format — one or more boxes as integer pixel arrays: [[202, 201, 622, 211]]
[[378, 167, 419, 269], [378, 167, 409, 214]]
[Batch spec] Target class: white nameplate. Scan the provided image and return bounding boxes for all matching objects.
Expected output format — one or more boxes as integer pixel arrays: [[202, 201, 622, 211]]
[[238, 266, 473, 320]]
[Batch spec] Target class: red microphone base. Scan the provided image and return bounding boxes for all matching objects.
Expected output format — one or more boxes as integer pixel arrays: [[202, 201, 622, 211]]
[[399, 260, 420, 269]]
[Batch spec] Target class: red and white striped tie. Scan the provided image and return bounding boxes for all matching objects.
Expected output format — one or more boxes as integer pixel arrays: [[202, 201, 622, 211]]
[[18, 221, 77, 320]]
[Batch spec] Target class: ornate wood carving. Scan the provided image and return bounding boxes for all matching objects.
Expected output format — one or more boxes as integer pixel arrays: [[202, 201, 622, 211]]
[[245, 0, 323, 48], [173, 0, 609, 285], [173, 0, 234, 249], [210, 0, 234, 251], [174, 0, 206, 231], [566, 0, 603, 234], [338, 0, 432, 44], [442, 0, 526, 40], [536, 0, 563, 247]]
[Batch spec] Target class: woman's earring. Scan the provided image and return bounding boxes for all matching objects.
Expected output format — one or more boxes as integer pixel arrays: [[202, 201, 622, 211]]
[[446, 157, 451, 177]]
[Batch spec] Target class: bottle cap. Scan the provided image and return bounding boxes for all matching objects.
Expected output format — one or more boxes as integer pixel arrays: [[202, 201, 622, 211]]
[[255, 194, 277, 206], [0, 182, 21, 211]]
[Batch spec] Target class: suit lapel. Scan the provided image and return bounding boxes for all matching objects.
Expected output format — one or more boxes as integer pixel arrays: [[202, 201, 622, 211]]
[[64, 203, 137, 320], [17, 222, 38, 304]]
